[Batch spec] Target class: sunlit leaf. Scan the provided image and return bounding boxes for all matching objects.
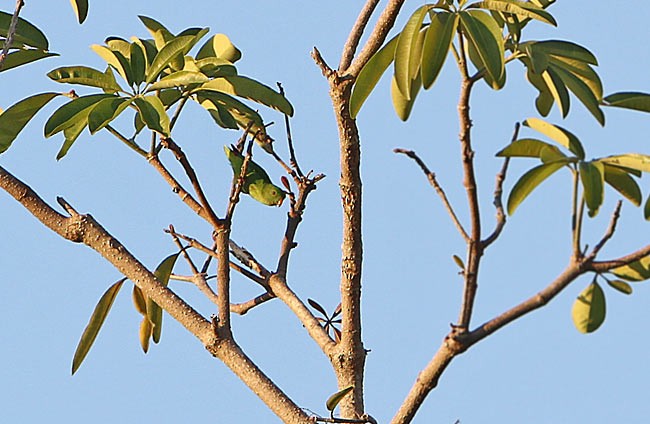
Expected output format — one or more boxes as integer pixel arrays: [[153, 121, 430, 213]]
[[132, 285, 147, 316], [523, 117, 584, 159], [422, 12, 458, 89], [452, 254, 465, 270], [533, 40, 597, 65], [579, 161, 604, 217], [572, 282, 606, 334], [196, 34, 242, 63], [326, 386, 354, 413], [147, 70, 209, 91], [47, 66, 122, 93], [138, 15, 174, 50], [599, 154, 650, 173], [602, 164, 642, 207], [606, 279, 633, 295], [540, 68, 570, 117], [139, 316, 153, 353], [57, 116, 88, 160], [350, 34, 399, 119], [467, 0, 557, 26], [196, 75, 294, 116], [548, 55, 602, 101], [45, 94, 114, 137], [69, 0, 89, 24], [496, 138, 564, 159], [91, 44, 133, 85], [71, 278, 126, 375], [0, 92, 59, 154], [603, 92, 650, 113], [146, 254, 179, 344], [391, 73, 421, 121], [194, 57, 237, 78], [0, 11, 49, 49], [611, 256, 650, 281], [507, 159, 567, 215], [394, 5, 431, 98], [145, 36, 195, 84], [88, 97, 133, 134], [0, 49, 58, 73], [133, 95, 170, 136], [131, 37, 158, 67]]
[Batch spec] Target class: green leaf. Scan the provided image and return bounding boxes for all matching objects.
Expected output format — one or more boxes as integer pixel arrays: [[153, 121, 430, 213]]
[[572, 282, 606, 334], [422, 12, 459, 89], [0, 11, 49, 49], [146, 254, 179, 344], [196, 91, 264, 132], [394, 5, 431, 99], [579, 161, 604, 217], [540, 68, 570, 117], [194, 57, 237, 78], [460, 11, 505, 89], [147, 70, 209, 91], [0, 92, 59, 154], [146, 36, 195, 84], [45, 94, 114, 137], [533, 40, 597, 65], [599, 154, 650, 173], [133, 95, 170, 136], [88, 97, 133, 134], [391, 72, 422, 121], [467, 0, 557, 26], [0, 49, 58, 73], [326, 386, 354, 413], [603, 92, 650, 113], [646, 194, 650, 221], [548, 55, 602, 100], [69, 0, 89, 24], [507, 160, 567, 215], [606, 279, 633, 295], [71, 278, 126, 375], [196, 34, 242, 63], [350, 34, 399, 119], [602, 164, 642, 207], [131, 37, 158, 67], [523, 118, 584, 159], [129, 42, 146, 86], [47, 66, 122, 93], [452, 254, 465, 270], [196, 75, 294, 116], [91, 45, 133, 85], [138, 16, 174, 50], [496, 138, 564, 159], [550, 63, 604, 125], [611, 256, 650, 281], [57, 117, 88, 160]]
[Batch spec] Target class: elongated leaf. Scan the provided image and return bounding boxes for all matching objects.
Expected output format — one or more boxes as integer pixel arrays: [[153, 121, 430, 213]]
[[138, 16, 174, 49], [131, 37, 158, 67], [524, 67, 554, 116], [350, 34, 399, 119], [196, 91, 264, 131], [196, 34, 242, 63], [394, 5, 431, 98], [541, 68, 570, 117], [548, 55, 602, 100], [391, 73, 421, 121], [551, 63, 604, 125], [326, 386, 354, 412], [105, 37, 131, 58], [58, 117, 88, 160], [599, 154, 650, 173], [199, 97, 238, 129], [145, 36, 195, 84], [128, 42, 146, 86], [139, 316, 153, 353], [196, 75, 294, 116], [91, 45, 132, 84], [45, 94, 114, 137], [146, 254, 179, 344], [603, 92, 650, 113], [579, 161, 604, 217], [523, 118, 584, 159], [133, 95, 170, 136], [646, 195, 650, 221], [422, 12, 458, 89], [0, 49, 58, 73], [611, 256, 650, 281], [606, 279, 633, 295], [69, 0, 89, 24], [147, 70, 209, 91], [534, 40, 597, 65], [507, 159, 567, 214], [460, 11, 504, 89], [194, 57, 237, 78], [467, 0, 556, 26], [572, 282, 606, 334], [88, 97, 133, 134], [71, 279, 126, 375], [0, 92, 59, 153], [307, 298, 328, 317], [47, 66, 122, 92], [132, 285, 147, 316], [0, 11, 49, 49], [496, 138, 564, 159], [602, 164, 642, 206]]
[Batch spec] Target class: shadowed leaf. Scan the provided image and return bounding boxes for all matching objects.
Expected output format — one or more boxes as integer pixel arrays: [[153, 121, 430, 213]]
[[146, 254, 179, 344], [69, 0, 89, 24], [133, 95, 170, 136], [326, 386, 354, 413], [0, 11, 49, 49], [197, 76, 294, 116], [45, 94, 114, 137], [132, 285, 147, 315], [0, 50, 58, 73], [146, 36, 195, 84], [602, 164, 642, 207], [579, 161, 604, 217], [391, 72, 421, 121], [88, 97, 133, 134], [467, 0, 556, 26], [606, 279, 632, 295], [572, 282, 606, 333], [611, 256, 650, 282], [460, 11, 504, 89], [394, 5, 431, 99], [603, 92, 650, 113]]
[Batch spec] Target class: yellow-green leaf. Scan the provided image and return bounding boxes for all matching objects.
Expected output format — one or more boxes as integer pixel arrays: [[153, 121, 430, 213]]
[[196, 34, 242, 63], [69, 0, 89, 24], [523, 118, 584, 159], [507, 160, 567, 215], [599, 154, 650, 173], [391, 72, 422, 121], [467, 0, 557, 26], [147, 70, 209, 91], [602, 164, 642, 207], [394, 5, 431, 99], [58, 115, 88, 160], [71, 278, 126, 375], [579, 161, 604, 217], [0, 92, 59, 154], [611, 256, 650, 281], [422, 12, 458, 89], [45, 94, 114, 137], [133, 95, 170, 136], [326, 386, 354, 413], [194, 57, 237, 78], [47, 66, 122, 93], [132, 285, 147, 316], [146, 254, 179, 344], [350, 34, 399, 119], [572, 282, 606, 334], [540, 68, 570, 117], [138, 16, 174, 50], [91, 45, 133, 85], [603, 92, 650, 113], [460, 11, 504, 89], [496, 138, 564, 159], [606, 279, 633, 295], [550, 63, 604, 125], [139, 316, 153, 353], [533, 40, 597, 65]]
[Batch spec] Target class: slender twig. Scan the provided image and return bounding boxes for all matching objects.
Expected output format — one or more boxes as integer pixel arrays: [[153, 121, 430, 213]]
[[0, 0, 24, 70], [214, 226, 232, 335], [169, 93, 191, 131], [394, 148, 470, 243], [587, 201, 622, 260], [312, 46, 335, 79], [231, 293, 275, 315], [339, 0, 381, 72], [277, 82, 304, 178], [105, 125, 148, 157]]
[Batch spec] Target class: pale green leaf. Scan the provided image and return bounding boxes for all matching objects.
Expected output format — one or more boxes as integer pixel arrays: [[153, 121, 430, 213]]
[[603, 92, 650, 113], [69, 0, 89, 24], [548, 55, 602, 100], [422, 12, 459, 89], [194, 57, 237, 78], [147, 70, 209, 91], [57, 117, 88, 160], [496, 138, 564, 159], [602, 164, 642, 207], [91, 45, 132, 84], [146, 254, 179, 344], [540, 68, 570, 117], [145, 36, 195, 84], [45, 94, 114, 137], [550, 63, 604, 125], [599, 154, 650, 173], [196, 91, 264, 131], [132, 285, 147, 316], [394, 5, 431, 98], [523, 117, 584, 159], [507, 160, 567, 215], [133, 95, 170, 136], [572, 282, 606, 334], [611, 256, 650, 281], [196, 34, 242, 63], [0, 92, 59, 154], [391, 72, 422, 121], [467, 0, 557, 26], [0, 49, 58, 73], [579, 161, 604, 217], [71, 278, 126, 375], [139, 316, 153, 353], [138, 16, 173, 49], [47, 66, 122, 92]]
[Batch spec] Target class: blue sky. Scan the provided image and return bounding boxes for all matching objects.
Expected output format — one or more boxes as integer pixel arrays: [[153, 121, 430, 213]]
[[2, 1, 650, 423]]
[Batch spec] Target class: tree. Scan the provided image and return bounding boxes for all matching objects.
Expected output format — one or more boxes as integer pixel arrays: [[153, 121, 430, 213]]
[[2, 1, 650, 423]]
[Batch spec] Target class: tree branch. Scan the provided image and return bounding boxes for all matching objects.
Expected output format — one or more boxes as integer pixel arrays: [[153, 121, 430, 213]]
[[587, 201, 622, 260], [339, 0, 381, 72]]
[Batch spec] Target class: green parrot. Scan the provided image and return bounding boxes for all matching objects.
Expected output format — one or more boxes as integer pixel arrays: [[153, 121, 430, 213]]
[[224, 145, 286, 206]]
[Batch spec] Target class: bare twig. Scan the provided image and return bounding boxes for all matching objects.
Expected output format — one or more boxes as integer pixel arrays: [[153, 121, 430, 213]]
[[231, 292, 275, 315], [0, 0, 25, 70], [105, 125, 148, 157], [312, 46, 335, 79], [587, 201, 622, 260], [277, 82, 304, 178], [394, 148, 470, 243], [339, 0, 381, 72], [229, 239, 271, 278]]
